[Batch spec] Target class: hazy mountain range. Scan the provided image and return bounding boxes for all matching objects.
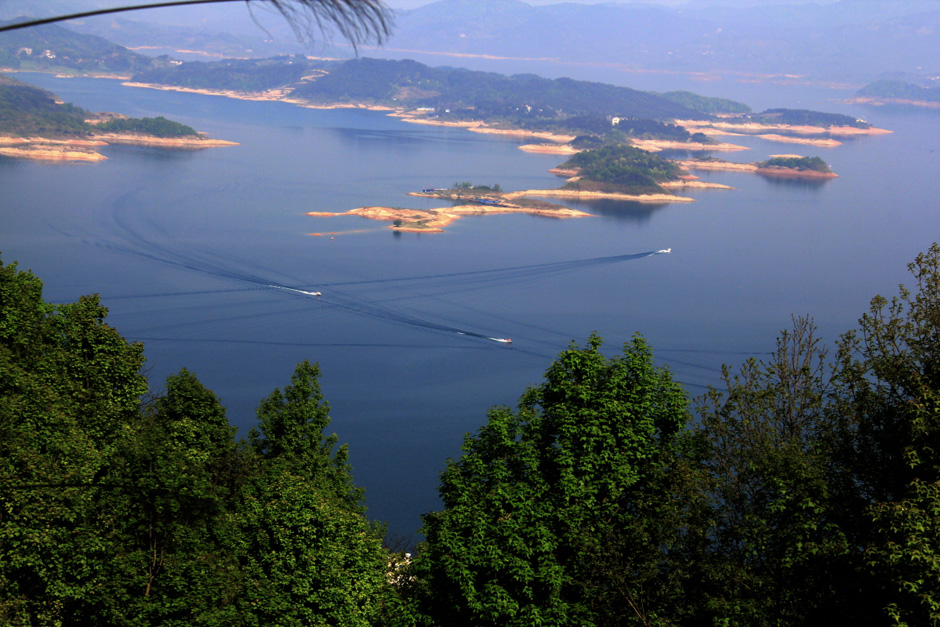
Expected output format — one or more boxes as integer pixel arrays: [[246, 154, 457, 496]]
[[2, 0, 938, 84]]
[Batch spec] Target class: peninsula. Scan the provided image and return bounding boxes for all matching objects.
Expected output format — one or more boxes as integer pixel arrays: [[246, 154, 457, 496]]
[[0, 73, 237, 161]]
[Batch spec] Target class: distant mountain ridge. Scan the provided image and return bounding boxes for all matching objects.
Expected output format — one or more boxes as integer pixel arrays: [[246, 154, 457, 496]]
[[379, 0, 940, 82], [4, 1, 936, 83], [0, 20, 170, 75]]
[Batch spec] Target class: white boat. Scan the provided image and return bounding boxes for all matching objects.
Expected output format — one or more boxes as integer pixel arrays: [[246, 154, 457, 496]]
[[492, 338, 512, 344]]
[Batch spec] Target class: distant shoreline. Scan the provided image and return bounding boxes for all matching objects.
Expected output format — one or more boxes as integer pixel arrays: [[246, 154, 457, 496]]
[[0, 132, 239, 161], [674, 159, 839, 179]]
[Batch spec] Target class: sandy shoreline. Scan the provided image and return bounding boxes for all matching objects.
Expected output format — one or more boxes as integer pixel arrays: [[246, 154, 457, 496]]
[[307, 203, 592, 233], [675, 159, 838, 178], [754, 167, 838, 179], [674, 159, 758, 172], [520, 143, 580, 155], [755, 133, 842, 147], [0, 131, 238, 161], [848, 96, 940, 110], [91, 132, 239, 148], [660, 180, 735, 190], [504, 189, 694, 203], [677, 119, 891, 137], [0, 145, 107, 161], [630, 138, 749, 152]]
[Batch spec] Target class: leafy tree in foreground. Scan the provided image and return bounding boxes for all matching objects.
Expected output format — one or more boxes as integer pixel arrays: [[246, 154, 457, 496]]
[[240, 360, 390, 626], [93, 369, 243, 626], [834, 243, 940, 625], [694, 317, 864, 626], [415, 334, 692, 626], [0, 258, 392, 625], [0, 258, 147, 624]]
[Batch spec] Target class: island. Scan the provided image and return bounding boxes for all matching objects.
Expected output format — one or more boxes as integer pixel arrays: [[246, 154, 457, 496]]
[[675, 155, 838, 179], [676, 109, 890, 148], [307, 146, 704, 234], [852, 79, 940, 109], [308, 185, 592, 233], [0, 73, 237, 161]]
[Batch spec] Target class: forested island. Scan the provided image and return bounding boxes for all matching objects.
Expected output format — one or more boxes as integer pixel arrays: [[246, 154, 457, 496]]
[[0, 73, 236, 160], [854, 78, 940, 108]]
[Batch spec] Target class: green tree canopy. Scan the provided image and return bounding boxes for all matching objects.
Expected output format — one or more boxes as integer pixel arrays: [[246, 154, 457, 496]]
[[415, 334, 691, 626]]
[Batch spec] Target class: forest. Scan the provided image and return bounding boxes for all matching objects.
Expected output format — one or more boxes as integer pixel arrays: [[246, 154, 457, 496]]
[[757, 156, 833, 173], [750, 108, 870, 129], [557, 144, 683, 195], [857, 79, 940, 104], [0, 75, 197, 139], [2, 241, 939, 626], [94, 115, 198, 138]]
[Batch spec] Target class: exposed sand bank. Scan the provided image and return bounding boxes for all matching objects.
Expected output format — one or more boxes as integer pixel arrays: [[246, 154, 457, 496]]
[[91, 133, 239, 148], [677, 119, 891, 137], [395, 115, 575, 143], [122, 81, 309, 105], [0, 131, 237, 161], [755, 133, 842, 147], [0, 145, 107, 161], [660, 180, 735, 190], [675, 159, 838, 179], [849, 96, 940, 110], [754, 167, 838, 179], [630, 138, 749, 152], [307, 203, 592, 233], [674, 159, 759, 173], [519, 143, 580, 155], [504, 189, 694, 203], [0, 136, 108, 161]]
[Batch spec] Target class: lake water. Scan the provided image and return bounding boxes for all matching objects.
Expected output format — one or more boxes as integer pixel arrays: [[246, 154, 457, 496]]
[[2, 72, 938, 537]]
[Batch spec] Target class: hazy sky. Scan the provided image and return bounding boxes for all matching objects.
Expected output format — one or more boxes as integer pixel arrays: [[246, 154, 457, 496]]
[[381, 0, 834, 8]]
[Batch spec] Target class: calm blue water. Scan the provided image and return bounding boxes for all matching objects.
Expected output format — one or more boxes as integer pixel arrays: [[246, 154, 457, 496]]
[[2, 72, 939, 536]]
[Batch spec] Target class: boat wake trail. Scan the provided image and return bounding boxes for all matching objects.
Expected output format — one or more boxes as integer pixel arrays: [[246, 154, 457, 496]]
[[100, 221, 668, 345]]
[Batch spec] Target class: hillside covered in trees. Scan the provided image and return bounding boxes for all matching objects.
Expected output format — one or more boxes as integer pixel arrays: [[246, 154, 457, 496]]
[[0, 73, 198, 140], [857, 78, 940, 105], [0, 20, 171, 75], [4, 240, 940, 625], [557, 144, 684, 195]]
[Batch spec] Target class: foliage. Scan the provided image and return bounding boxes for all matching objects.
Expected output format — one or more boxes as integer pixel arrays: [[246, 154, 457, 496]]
[[556, 114, 702, 143], [0, 73, 90, 137], [0, 257, 147, 624], [758, 156, 832, 173], [0, 258, 392, 626], [658, 90, 752, 114], [755, 108, 869, 129], [96, 115, 198, 137], [694, 317, 860, 625], [282, 57, 708, 120], [557, 143, 681, 194], [132, 55, 318, 93], [0, 21, 163, 74], [415, 334, 692, 626], [0, 73, 200, 140], [857, 79, 940, 104], [834, 243, 940, 625]]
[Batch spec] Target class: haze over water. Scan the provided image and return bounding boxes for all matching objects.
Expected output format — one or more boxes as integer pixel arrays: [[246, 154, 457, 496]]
[[2, 71, 938, 536]]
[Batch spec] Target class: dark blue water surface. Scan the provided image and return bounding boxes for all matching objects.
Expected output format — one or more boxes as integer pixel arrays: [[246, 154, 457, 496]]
[[2, 72, 939, 536]]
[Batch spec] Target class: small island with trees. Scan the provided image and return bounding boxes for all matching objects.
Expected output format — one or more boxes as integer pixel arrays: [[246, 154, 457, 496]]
[[676, 154, 838, 180], [0, 73, 237, 161]]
